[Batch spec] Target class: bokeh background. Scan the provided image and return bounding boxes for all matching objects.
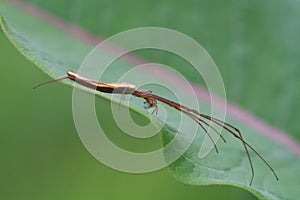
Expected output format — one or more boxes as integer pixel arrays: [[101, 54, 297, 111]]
[[1, 0, 299, 199]]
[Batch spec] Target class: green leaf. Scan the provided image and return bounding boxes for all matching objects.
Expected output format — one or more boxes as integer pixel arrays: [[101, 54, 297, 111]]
[[1, 2, 300, 200]]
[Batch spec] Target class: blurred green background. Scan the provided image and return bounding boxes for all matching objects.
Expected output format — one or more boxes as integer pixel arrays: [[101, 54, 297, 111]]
[[1, 0, 299, 199]]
